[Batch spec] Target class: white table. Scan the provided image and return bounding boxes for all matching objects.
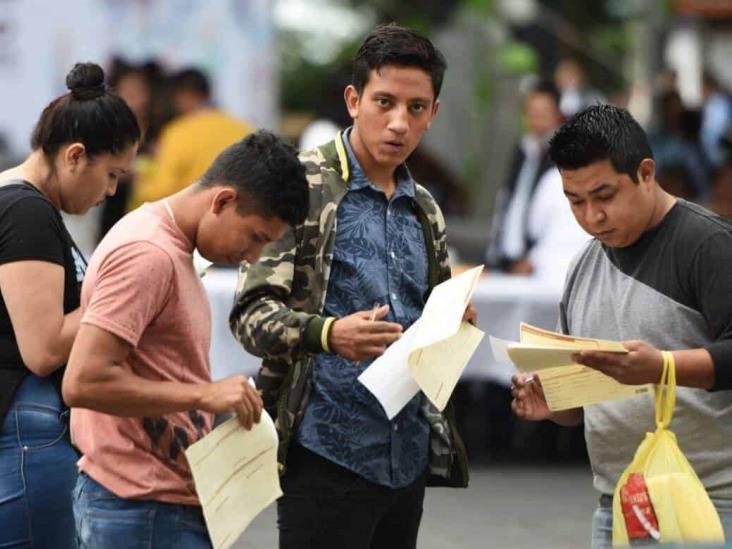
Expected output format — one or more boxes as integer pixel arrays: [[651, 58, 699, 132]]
[[203, 269, 563, 387]]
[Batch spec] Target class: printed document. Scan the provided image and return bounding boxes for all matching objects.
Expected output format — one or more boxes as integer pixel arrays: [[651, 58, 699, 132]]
[[185, 412, 282, 549], [490, 323, 651, 411], [359, 266, 485, 419]]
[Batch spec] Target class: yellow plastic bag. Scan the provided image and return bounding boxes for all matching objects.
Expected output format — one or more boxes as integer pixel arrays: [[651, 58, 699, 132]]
[[612, 351, 725, 546]]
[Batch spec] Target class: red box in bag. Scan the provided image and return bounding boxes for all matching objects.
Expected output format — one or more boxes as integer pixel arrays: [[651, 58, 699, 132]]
[[620, 473, 660, 540]]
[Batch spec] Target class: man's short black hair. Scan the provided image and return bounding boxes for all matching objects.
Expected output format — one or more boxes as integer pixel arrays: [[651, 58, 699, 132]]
[[171, 68, 210, 99], [198, 131, 309, 227], [352, 23, 447, 99], [548, 104, 653, 183]]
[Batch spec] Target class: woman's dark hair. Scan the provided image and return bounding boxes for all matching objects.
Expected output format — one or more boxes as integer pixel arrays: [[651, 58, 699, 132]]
[[352, 23, 447, 99], [548, 104, 653, 183], [198, 130, 309, 227], [30, 62, 141, 158]]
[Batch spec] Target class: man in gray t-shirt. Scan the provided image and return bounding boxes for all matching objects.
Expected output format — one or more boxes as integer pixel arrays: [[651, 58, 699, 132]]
[[511, 105, 732, 549]]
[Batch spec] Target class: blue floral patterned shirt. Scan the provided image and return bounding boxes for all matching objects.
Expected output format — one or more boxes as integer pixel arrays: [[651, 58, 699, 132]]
[[295, 130, 431, 488]]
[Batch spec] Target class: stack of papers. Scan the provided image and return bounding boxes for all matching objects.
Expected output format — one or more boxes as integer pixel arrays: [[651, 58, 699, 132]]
[[359, 266, 485, 419], [185, 412, 282, 549], [490, 323, 651, 411]]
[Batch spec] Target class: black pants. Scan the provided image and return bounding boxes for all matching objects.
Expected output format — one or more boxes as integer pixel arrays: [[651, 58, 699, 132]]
[[278, 443, 426, 549]]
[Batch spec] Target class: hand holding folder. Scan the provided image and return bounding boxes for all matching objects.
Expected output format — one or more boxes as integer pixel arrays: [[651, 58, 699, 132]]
[[491, 323, 652, 411]]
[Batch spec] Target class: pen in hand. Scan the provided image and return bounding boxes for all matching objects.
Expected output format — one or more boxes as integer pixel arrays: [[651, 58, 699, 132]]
[[369, 302, 380, 322], [358, 303, 381, 368]]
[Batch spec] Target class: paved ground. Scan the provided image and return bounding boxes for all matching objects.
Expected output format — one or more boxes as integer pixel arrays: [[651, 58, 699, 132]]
[[233, 463, 597, 548]]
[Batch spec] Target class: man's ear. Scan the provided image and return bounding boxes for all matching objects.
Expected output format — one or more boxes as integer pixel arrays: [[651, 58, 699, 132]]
[[211, 186, 238, 214], [344, 85, 360, 120], [637, 158, 656, 185]]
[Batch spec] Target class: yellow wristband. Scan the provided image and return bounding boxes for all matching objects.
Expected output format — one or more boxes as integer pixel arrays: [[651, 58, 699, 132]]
[[321, 317, 336, 353]]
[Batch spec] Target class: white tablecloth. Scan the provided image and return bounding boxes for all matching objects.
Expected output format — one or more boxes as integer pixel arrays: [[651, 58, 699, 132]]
[[203, 269, 562, 387]]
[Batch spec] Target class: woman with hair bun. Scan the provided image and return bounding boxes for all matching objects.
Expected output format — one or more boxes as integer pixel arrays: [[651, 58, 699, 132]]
[[0, 62, 139, 547]]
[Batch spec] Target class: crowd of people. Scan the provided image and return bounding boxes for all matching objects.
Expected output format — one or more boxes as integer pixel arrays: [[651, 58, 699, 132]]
[[486, 60, 732, 284], [0, 21, 731, 549], [91, 59, 257, 243]]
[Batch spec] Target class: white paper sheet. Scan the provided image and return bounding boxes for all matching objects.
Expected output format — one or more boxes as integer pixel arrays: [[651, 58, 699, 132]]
[[357, 321, 421, 419], [358, 266, 485, 418]]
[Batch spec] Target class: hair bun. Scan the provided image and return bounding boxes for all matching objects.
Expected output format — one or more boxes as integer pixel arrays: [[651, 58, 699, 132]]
[[66, 62, 106, 100]]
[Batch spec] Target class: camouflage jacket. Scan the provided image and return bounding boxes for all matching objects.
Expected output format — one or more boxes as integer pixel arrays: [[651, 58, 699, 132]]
[[229, 132, 469, 488]]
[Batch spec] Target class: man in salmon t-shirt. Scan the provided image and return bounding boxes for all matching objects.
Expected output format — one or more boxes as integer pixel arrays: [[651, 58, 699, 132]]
[[62, 131, 309, 548]]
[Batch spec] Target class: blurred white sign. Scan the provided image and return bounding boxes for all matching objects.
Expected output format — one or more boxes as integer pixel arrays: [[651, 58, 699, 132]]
[[0, 0, 276, 159]]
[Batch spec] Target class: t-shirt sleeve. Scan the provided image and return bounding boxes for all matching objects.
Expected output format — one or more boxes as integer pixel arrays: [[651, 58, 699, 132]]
[[82, 241, 175, 347], [0, 196, 65, 266], [690, 230, 732, 390]]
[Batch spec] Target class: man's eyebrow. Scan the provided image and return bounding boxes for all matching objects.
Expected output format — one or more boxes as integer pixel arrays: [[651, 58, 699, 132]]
[[372, 91, 432, 104], [564, 183, 615, 198], [588, 183, 615, 195]]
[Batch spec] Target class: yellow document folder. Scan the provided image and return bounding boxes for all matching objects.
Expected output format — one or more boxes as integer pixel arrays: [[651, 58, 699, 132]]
[[185, 412, 282, 549], [490, 323, 651, 411], [409, 321, 484, 411]]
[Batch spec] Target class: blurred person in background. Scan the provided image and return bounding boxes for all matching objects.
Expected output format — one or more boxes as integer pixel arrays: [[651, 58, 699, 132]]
[[656, 164, 699, 202], [711, 161, 732, 219], [0, 62, 139, 548], [701, 71, 732, 171], [517, 166, 590, 286], [554, 57, 605, 118], [299, 70, 352, 150], [99, 58, 168, 240], [405, 144, 467, 218], [649, 89, 708, 200], [654, 67, 678, 97], [129, 67, 254, 210], [0, 134, 19, 172], [486, 79, 582, 277], [299, 118, 341, 151]]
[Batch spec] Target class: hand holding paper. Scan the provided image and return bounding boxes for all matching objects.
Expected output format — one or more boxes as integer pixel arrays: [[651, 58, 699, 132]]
[[358, 266, 485, 419], [510, 372, 553, 421], [328, 304, 402, 362], [491, 323, 652, 411], [185, 409, 282, 549], [573, 339, 665, 386]]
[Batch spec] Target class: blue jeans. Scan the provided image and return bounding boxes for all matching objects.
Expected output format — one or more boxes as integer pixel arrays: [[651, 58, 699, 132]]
[[73, 473, 212, 549], [0, 374, 79, 548], [592, 495, 732, 548]]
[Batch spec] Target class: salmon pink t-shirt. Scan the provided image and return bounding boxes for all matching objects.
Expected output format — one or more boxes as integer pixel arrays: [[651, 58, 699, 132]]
[[70, 202, 213, 505]]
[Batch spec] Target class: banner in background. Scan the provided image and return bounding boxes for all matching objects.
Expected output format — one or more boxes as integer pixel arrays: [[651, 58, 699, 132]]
[[0, 0, 276, 159]]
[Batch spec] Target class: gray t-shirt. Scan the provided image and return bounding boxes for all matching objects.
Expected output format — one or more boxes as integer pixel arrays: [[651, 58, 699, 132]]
[[562, 199, 732, 498]]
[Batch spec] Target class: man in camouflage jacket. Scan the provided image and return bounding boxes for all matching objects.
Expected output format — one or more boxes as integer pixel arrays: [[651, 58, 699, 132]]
[[230, 131, 469, 485], [230, 23, 470, 549]]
